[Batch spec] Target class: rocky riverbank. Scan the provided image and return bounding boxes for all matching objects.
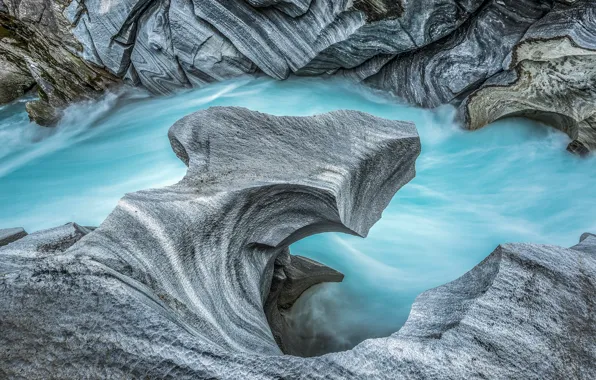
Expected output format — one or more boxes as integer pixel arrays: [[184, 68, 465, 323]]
[[1, 0, 594, 153]]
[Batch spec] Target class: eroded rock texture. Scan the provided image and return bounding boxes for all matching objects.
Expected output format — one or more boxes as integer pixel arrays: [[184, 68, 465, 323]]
[[0, 107, 421, 376], [0, 227, 27, 246], [2, 0, 595, 152], [1, 107, 594, 378], [460, 0, 596, 156], [0, 0, 118, 124]]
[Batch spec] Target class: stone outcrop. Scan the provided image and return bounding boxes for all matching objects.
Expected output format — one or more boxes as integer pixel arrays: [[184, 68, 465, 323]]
[[0, 227, 27, 247], [1, 107, 594, 378], [460, 0, 596, 156], [2, 0, 595, 154], [0, 0, 119, 124], [0, 223, 92, 252], [0, 56, 35, 104], [0, 107, 421, 376]]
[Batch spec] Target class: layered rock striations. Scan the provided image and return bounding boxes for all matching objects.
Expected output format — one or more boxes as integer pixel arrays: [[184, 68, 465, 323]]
[[3, 0, 596, 154], [0, 227, 27, 246], [1, 107, 595, 378], [0, 107, 421, 376], [460, 0, 596, 156], [0, 0, 119, 124]]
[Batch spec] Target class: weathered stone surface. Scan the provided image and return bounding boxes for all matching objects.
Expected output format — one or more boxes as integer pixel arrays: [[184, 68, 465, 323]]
[[0, 107, 420, 376], [0, 223, 91, 254], [0, 227, 27, 247], [298, 0, 485, 76], [3, 0, 595, 153], [460, 0, 596, 155], [0, 1, 119, 124], [66, 0, 488, 86], [0, 56, 35, 104], [1, 107, 594, 378], [325, 237, 596, 379], [363, 0, 553, 107], [246, 0, 312, 17]]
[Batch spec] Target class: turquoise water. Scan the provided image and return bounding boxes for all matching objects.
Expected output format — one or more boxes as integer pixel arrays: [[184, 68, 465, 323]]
[[1, 77, 594, 355]]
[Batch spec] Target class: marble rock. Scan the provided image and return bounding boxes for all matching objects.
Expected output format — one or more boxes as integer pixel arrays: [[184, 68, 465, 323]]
[[62, 0, 497, 93], [0, 223, 92, 255], [363, 0, 552, 107], [0, 107, 421, 376], [460, 0, 596, 155], [3, 0, 595, 153], [1, 107, 594, 378]]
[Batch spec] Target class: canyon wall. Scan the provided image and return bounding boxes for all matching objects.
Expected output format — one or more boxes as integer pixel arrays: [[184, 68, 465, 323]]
[[0, 0, 594, 152]]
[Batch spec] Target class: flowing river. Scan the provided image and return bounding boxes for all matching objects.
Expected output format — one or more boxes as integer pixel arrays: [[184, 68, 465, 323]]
[[1, 77, 594, 356]]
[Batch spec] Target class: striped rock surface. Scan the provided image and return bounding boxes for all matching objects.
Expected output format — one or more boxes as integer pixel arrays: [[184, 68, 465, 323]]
[[1, 107, 594, 378], [460, 0, 596, 155]]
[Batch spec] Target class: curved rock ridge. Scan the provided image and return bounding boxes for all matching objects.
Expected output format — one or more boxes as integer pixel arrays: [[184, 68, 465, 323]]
[[460, 0, 596, 155], [362, 0, 553, 107], [1, 107, 594, 378], [67, 0, 485, 88], [0, 222, 92, 254], [0, 107, 421, 375]]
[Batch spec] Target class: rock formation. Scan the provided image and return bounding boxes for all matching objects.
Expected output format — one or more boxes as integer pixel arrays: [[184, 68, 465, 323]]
[[0, 107, 421, 376], [0, 227, 27, 246], [1, 0, 595, 152], [0, 56, 35, 104], [1, 107, 594, 378], [460, 0, 596, 156], [0, 0, 119, 124]]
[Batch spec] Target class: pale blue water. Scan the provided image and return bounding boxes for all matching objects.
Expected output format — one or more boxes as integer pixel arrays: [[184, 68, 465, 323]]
[[1, 77, 594, 354]]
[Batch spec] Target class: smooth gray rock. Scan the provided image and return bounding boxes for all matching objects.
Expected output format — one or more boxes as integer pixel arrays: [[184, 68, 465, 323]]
[[0, 107, 420, 377], [169, 0, 257, 87], [246, 0, 312, 17], [364, 0, 552, 107], [572, 233, 596, 253], [58, 0, 524, 99], [0, 223, 92, 255], [330, 239, 595, 379], [298, 0, 485, 76], [0, 227, 27, 247], [4, 0, 595, 152], [1, 107, 594, 378], [66, 0, 489, 86]]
